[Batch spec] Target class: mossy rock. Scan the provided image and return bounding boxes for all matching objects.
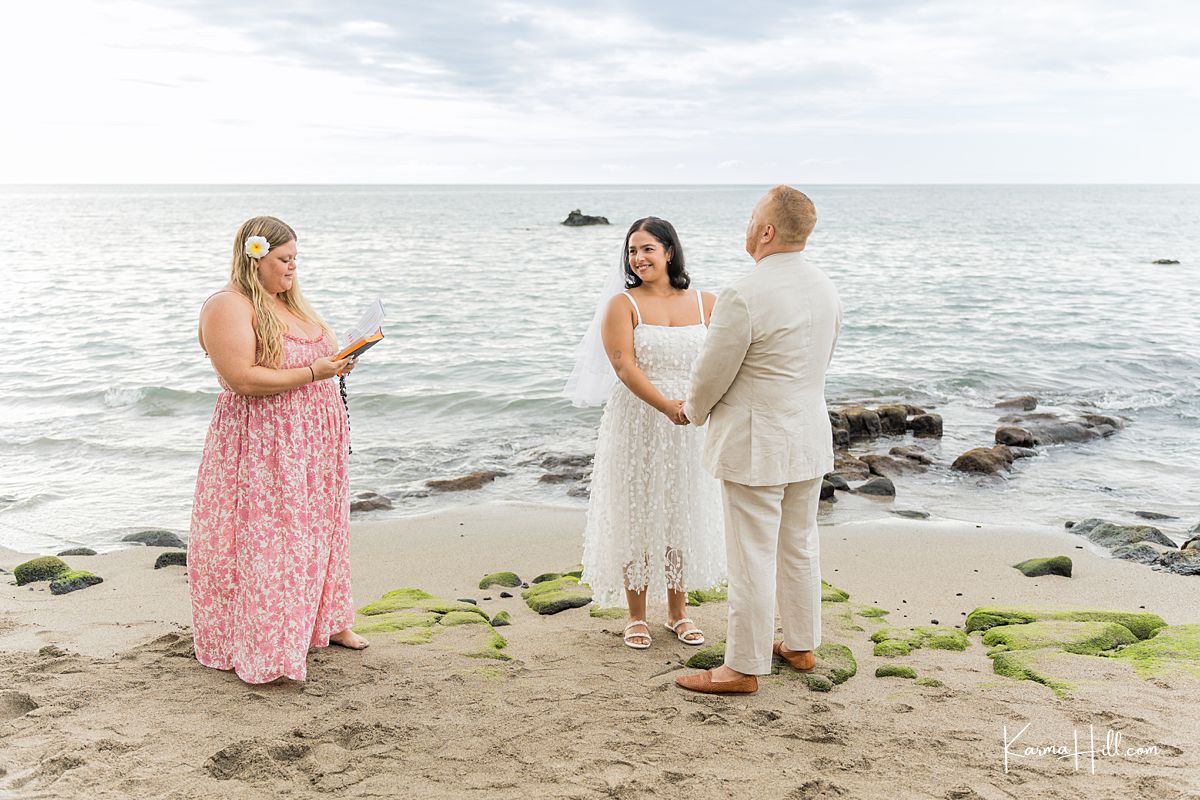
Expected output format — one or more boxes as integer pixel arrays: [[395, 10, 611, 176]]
[[154, 551, 187, 569], [821, 580, 849, 603], [588, 605, 625, 620], [982, 620, 1136, 656], [686, 641, 726, 670], [813, 642, 857, 685], [1106, 624, 1200, 679], [990, 649, 1072, 696], [439, 610, 489, 626], [490, 610, 512, 627], [57, 548, 96, 557], [856, 606, 889, 619], [521, 576, 592, 615], [800, 674, 834, 692], [915, 677, 945, 687], [965, 606, 1166, 640], [14, 556, 70, 586], [352, 611, 439, 634], [531, 572, 562, 584], [871, 626, 968, 657], [121, 529, 185, 548], [686, 586, 728, 606], [875, 665, 917, 679], [359, 588, 488, 620], [49, 570, 103, 595], [1013, 556, 1072, 577], [478, 571, 521, 590], [562, 566, 584, 579]]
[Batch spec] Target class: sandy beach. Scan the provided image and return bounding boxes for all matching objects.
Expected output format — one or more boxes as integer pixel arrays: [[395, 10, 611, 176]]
[[1, 503, 1198, 799]]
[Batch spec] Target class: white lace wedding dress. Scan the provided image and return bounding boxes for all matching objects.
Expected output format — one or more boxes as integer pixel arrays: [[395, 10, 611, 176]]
[[581, 289, 726, 608]]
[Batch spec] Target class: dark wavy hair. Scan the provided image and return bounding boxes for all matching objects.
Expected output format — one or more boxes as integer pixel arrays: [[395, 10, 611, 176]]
[[623, 217, 690, 290]]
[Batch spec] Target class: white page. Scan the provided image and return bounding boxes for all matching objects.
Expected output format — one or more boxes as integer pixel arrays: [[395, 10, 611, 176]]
[[341, 299, 385, 347]]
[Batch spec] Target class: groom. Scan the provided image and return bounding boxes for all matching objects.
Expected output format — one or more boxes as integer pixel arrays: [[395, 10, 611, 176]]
[[676, 185, 842, 695]]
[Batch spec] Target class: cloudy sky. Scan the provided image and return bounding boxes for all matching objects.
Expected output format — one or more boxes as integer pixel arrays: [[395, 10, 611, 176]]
[[1, 1, 1196, 183]]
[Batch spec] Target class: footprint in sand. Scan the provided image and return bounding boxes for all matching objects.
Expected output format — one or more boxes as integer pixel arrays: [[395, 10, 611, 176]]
[[0, 691, 38, 721]]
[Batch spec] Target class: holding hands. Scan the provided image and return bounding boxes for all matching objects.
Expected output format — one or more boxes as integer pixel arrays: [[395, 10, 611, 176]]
[[663, 399, 690, 426]]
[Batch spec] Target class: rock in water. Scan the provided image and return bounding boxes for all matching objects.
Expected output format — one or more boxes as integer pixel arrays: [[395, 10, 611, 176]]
[[853, 476, 896, 497], [561, 209, 610, 226], [1075, 521, 1176, 549], [862, 454, 924, 478], [874, 404, 909, 435], [994, 426, 1035, 448], [122, 529, 185, 548], [426, 471, 507, 492], [49, 570, 103, 595], [154, 552, 187, 569], [1013, 556, 1072, 577], [907, 414, 943, 438], [951, 445, 1014, 475], [350, 491, 392, 512], [823, 473, 851, 491], [1152, 259, 1180, 265], [889, 445, 934, 465], [57, 548, 97, 557], [1132, 510, 1177, 521], [995, 396, 1038, 411], [836, 406, 882, 440], [14, 556, 70, 586]]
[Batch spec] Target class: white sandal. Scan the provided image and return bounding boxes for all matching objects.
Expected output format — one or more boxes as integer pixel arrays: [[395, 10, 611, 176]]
[[665, 618, 705, 646], [623, 620, 652, 650]]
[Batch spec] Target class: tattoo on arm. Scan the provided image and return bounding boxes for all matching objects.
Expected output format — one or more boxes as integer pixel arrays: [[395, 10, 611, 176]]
[[613, 350, 622, 361]]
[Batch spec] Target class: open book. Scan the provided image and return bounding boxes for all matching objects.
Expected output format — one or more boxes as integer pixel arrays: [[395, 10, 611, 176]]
[[336, 299, 385, 363]]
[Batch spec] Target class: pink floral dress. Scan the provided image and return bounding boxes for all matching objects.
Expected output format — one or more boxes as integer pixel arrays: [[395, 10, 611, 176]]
[[188, 330, 354, 684]]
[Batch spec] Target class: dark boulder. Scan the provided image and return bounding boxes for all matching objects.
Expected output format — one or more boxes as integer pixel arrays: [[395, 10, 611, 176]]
[[837, 406, 882, 440], [1075, 520, 1176, 549], [1155, 549, 1200, 576], [820, 480, 836, 501], [853, 476, 896, 497], [1009, 446, 1039, 459], [351, 491, 393, 512], [832, 450, 870, 481], [874, 405, 909, 436], [1132, 510, 1177, 521], [889, 445, 934, 465], [154, 552, 187, 569], [995, 396, 1038, 411], [994, 426, 1035, 448], [49, 571, 103, 595], [823, 473, 851, 491], [122, 529, 185, 548], [1112, 542, 1176, 564], [1013, 556, 1072, 578], [951, 445, 1014, 475], [57, 548, 97, 557], [832, 428, 850, 448], [1183, 536, 1200, 552], [907, 414, 943, 438], [891, 509, 930, 520], [561, 209, 610, 226], [426, 470, 507, 492], [1152, 259, 1180, 265], [862, 454, 925, 478]]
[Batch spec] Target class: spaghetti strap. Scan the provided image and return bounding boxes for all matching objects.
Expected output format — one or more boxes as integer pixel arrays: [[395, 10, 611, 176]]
[[695, 289, 706, 327], [621, 291, 642, 326]]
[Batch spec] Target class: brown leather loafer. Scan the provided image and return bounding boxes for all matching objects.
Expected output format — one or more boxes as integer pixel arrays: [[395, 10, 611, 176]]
[[675, 669, 759, 695], [772, 641, 816, 672]]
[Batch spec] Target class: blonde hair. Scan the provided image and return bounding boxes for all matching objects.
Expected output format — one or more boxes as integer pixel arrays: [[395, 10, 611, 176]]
[[763, 185, 817, 247], [229, 216, 332, 367]]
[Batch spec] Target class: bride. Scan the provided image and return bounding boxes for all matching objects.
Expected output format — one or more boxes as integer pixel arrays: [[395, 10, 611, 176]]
[[566, 217, 726, 650]]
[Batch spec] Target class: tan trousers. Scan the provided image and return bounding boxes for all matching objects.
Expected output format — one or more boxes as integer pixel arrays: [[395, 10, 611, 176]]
[[721, 477, 823, 675]]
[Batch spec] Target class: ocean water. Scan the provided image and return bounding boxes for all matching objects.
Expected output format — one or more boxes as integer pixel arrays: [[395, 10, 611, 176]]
[[0, 184, 1197, 553]]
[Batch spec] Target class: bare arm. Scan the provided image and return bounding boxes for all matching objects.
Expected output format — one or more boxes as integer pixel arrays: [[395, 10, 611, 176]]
[[200, 293, 348, 396], [600, 294, 680, 419]]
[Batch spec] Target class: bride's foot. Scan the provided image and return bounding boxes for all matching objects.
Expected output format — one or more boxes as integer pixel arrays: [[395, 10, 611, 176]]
[[330, 629, 369, 650], [623, 619, 652, 649], [665, 617, 705, 645]]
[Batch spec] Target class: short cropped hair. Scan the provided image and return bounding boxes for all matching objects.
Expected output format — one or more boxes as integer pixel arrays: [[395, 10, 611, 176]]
[[763, 185, 816, 247]]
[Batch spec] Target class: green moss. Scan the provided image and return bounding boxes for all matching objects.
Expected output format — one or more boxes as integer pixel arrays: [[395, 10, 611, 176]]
[[351, 611, 439, 634], [870, 626, 966, 657], [965, 606, 1166, 640], [588, 605, 626, 619], [14, 556, 69, 586], [562, 566, 584, 579], [875, 665, 917, 679], [814, 642, 857, 684], [686, 641, 726, 670], [1013, 556, 1072, 578], [1107, 624, 1200, 679], [522, 576, 592, 615], [982, 620, 1136, 656], [800, 674, 834, 692], [874, 640, 914, 658], [856, 606, 889, 619], [923, 627, 970, 651], [990, 649, 1073, 696], [49, 570, 103, 595], [686, 586, 728, 606], [915, 677, 945, 687], [439, 610, 489, 626], [358, 588, 488, 619], [478, 571, 522, 589], [531, 572, 561, 584], [465, 629, 511, 661], [821, 580, 849, 603], [490, 610, 512, 627]]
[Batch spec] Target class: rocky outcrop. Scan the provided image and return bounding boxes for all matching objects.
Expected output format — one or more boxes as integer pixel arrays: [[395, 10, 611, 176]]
[[997, 411, 1124, 445], [908, 414, 943, 438], [1071, 518, 1176, 549], [831, 450, 870, 481], [122, 529, 185, 548], [889, 445, 934, 465], [836, 406, 881, 440], [861, 454, 925, 478], [951, 445, 1014, 475], [874, 405, 909, 436], [1155, 550, 1200, 576], [561, 209, 610, 226], [853, 476, 896, 497], [426, 470, 507, 492], [154, 552, 187, 569], [350, 491, 392, 512], [14, 556, 70, 586], [994, 426, 1035, 448]]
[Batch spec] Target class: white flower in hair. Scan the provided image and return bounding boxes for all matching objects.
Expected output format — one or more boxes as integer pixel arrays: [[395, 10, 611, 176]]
[[244, 236, 270, 259]]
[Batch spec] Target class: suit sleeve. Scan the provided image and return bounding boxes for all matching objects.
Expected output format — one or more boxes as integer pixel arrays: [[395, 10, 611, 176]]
[[684, 287, 752, 426]]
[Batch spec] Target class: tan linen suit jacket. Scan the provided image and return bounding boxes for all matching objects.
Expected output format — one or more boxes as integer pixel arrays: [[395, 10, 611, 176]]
[[684, 251, 842, 486]]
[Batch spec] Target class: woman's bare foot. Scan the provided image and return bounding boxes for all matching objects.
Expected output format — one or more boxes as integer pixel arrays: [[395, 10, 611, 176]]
[[330, 629, 369, 650]]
